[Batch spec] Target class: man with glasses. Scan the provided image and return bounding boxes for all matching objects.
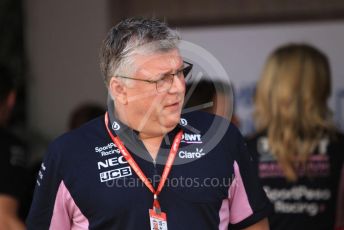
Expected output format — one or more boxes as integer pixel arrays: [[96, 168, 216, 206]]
[[27, 18, 271, 229]]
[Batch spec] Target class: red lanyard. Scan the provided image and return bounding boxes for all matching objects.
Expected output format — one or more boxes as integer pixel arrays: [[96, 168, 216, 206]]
[[104, 112, 183, 211]]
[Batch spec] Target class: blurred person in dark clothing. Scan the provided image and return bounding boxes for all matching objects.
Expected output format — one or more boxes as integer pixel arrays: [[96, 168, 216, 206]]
[[185, 79, 239, 126], [68, 103, 105, 130], [0, 65, 26, 230], [246, 43, 344, 230]]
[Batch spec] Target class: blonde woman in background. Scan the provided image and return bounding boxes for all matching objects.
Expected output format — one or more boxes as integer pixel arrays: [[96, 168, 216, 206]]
[[246, 43, 344, 230]]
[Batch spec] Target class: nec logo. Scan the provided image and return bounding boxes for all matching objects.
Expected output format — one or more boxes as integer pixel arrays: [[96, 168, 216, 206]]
[[181, 133, 202, 144], [97, 156, 127, 170]]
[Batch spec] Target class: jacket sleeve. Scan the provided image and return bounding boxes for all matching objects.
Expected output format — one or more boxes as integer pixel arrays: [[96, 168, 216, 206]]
[[228, 128, 272, 229], [26, 141, 71, 229]]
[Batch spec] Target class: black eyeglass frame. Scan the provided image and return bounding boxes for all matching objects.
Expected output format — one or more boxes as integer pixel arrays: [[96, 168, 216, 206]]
[[116, 61, 193, 92]]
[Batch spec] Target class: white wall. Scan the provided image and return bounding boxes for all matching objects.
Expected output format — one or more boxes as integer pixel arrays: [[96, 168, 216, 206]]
[[25, 5, 344, 145], [25, 0, 109, 141], [180, 21, 344, 134]]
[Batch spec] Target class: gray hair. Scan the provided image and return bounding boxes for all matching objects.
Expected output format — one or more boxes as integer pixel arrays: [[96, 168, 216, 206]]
[[99, 18, 181, 86]]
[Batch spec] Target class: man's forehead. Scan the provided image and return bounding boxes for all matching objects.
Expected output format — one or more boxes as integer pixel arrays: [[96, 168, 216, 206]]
[[135, 50, 183, 72]]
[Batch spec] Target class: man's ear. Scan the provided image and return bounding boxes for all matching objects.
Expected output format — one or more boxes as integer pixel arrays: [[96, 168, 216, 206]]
[[109, 77, 128, 104]]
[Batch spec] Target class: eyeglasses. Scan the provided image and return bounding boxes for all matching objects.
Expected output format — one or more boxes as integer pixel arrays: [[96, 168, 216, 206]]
[[117, 61, 193, 93]]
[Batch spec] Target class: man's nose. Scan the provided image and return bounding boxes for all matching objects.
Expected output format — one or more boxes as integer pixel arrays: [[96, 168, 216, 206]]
[[168, 75, 185, 93]]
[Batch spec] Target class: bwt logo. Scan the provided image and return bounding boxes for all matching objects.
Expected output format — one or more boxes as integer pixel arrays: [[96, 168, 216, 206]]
[[179, 148, 205, 159], [181, 133, 202, 144]]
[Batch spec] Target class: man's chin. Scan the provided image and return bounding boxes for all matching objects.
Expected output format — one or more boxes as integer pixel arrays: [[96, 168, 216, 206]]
[[160, 118, 180, 132]]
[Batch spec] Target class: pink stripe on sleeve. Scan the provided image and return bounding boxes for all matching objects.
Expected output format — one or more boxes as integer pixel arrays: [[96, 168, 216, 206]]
[[50, 181, 89, 230], [218, 199, 230, 230], [228, 161, 253, 224], [219, 161, 254, 228]]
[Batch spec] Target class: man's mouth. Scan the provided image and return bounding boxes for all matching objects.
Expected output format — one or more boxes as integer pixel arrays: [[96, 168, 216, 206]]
[[164, 101, 180, 110]]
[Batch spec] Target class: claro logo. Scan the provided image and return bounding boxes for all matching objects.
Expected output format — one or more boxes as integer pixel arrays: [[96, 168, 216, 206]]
[[179, 148, 205, 159]]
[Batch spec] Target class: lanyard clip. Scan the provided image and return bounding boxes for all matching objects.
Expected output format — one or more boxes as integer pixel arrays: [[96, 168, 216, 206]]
[[153, 194, 161, 214]]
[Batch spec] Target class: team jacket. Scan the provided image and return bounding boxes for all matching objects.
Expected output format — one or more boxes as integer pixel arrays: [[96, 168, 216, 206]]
[[26, 111, 272, 229], [246, 131, 344, 230]]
